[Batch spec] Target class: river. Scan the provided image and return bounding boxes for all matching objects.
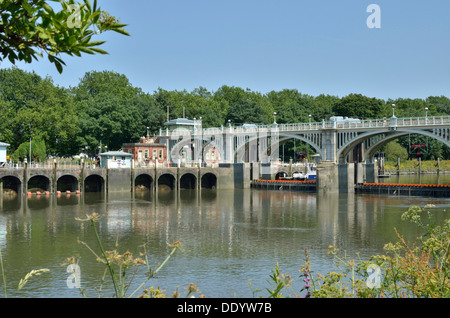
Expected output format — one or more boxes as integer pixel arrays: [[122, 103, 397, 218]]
[[0, 175, 449, 298]]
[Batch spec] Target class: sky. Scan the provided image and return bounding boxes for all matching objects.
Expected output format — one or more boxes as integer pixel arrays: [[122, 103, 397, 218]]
[[2, 0, 450, 100]]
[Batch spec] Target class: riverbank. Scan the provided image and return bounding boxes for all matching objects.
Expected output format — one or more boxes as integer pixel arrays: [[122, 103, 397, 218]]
[[384, 159, 450, 175]]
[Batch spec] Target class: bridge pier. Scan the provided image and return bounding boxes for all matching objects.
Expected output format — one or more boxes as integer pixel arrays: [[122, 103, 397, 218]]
[[316, 161, 377, 194]]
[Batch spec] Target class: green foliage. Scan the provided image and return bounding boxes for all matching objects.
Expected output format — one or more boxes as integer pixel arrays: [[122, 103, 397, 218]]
[[0, 67, 79, 156], [384, 141, 408, 162], [0, 66, 449, 160], [11, 138, 47, 162], [333, 93, 384, 119], [298, 205, 449, 298], [0, 0, 129, 73]]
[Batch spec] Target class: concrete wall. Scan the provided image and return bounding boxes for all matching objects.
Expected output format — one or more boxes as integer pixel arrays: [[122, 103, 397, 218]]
[[338, 163, 355, 193], [107, 168, 132, 192], [317, 161, 339, 194]]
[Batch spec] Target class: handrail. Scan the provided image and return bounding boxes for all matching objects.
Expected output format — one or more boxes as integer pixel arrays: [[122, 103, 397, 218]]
[[160, 115, 450, 137]]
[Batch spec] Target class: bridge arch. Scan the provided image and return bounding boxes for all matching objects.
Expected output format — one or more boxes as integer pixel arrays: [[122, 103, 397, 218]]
[[233, 132, 322, 163], [201, 173, 217, 189], [1, 175, 22, 194], [57, 175, 79, 192], [135, 173, 153, 191], [338, 128, 450, 163], [158, 173, 176, 190], [180, 173, 197, 189], [170, 134, 225, 164], [27, 175, 50, 192], [84, 174, 105, 192]]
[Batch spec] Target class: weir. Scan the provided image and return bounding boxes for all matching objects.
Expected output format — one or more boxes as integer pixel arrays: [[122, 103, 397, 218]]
[[0, 160, 377, 196], [1, 161, 448, 198]]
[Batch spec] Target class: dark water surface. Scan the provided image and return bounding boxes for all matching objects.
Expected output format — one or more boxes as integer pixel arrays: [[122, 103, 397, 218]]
[[0, 176, 449, 298]]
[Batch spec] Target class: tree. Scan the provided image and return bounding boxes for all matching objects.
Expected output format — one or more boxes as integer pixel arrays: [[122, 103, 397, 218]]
[[385, 98, 435, 118], [11, 137, 47, 162], [426, 96, 450, 115], [73, 71, 145, 152], [0, 0, 129, 73], [266, 89, 313, 124], [214, 85, 273, 125], [332, 93, 384, 119], [383, 141, 408, 162], [0, 67, 79, 156]]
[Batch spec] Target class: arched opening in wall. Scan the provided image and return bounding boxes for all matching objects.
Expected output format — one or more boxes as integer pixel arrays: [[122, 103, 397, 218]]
[[84, 175, 105, 192], [201, 173, 217, 189], [28, 175, 50, 192], [180, 173, 196, 189], [158, 174, 175, 191], [57, 175, 79, 192], [135, 174, 153, 191], [275, 171, 287, 180], [1, 176, 21, 194]]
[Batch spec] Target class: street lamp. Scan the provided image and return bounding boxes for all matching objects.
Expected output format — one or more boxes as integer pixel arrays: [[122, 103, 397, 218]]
[[309, 114, 312, 127], [425, 107, 428, 120], [273, 112, 277, 124], [391, 104, 396, 118]]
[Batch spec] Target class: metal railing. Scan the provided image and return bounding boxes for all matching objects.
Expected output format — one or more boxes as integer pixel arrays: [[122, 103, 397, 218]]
[[159, 115, 450, 138]]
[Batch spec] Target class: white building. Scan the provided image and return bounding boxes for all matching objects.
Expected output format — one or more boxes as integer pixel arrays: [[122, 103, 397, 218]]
[[0, 142, 10, 164]]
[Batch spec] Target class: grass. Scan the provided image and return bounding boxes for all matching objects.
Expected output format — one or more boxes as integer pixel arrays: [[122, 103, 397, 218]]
[[384, 159, 450, 173]]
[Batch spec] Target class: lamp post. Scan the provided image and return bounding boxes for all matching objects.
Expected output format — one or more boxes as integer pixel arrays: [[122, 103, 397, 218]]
[[391, 104, 396, 118], [273, 112, 277, 124], [425, 107, 428, 122], [309, 114, 312, 128]]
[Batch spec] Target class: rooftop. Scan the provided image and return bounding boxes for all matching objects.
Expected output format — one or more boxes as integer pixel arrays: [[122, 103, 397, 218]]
[[99, 151, 133, 157], [0, 142, 10, 147], [164, 118, 199, 126]]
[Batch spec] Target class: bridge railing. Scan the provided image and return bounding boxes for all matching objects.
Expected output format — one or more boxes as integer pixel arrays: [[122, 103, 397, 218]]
[[159, 115, 450, 138]]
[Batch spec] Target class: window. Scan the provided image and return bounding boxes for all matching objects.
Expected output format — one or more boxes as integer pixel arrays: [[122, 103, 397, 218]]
[[153, 150, 157, 159], [159, 150, 163, 159]]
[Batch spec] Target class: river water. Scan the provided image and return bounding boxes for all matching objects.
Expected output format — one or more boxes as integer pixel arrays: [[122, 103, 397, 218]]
[[0, 175, 449, 298]]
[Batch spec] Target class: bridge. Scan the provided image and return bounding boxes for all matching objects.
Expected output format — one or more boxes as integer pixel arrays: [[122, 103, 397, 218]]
[[1, 115, 449, 198], [157, 114, 450, 193], [158, 115, 450, 164]]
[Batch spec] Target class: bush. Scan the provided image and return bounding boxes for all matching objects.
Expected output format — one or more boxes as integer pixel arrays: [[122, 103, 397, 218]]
[[295, 205, 449, 298]]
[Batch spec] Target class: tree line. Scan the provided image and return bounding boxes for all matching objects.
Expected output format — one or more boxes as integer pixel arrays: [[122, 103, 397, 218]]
[[1, 67, 449, 162]]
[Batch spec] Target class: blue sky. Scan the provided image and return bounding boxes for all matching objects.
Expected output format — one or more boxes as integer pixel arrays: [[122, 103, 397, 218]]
[[3, 0, 450, 100]]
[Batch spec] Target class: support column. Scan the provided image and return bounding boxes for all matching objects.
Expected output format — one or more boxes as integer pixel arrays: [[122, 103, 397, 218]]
[[338, 163, 355, 193], [320, 129, 337, 163], [317, 161, 339, 194]]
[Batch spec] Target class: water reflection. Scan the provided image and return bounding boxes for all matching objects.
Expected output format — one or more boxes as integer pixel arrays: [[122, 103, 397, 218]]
[[0, 186, 449, 298]]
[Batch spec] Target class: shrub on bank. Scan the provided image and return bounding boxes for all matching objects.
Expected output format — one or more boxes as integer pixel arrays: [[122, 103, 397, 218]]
[[385, 159, 450, 173], [292, 205, 449, 298]]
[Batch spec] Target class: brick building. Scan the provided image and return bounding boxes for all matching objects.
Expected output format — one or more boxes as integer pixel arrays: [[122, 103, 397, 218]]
[[122, 135, 167, 164]]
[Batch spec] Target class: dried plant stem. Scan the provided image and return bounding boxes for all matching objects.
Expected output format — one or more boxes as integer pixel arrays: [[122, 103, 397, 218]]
[[0, 248, 6, 298], [89, 217, 120, 297]]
